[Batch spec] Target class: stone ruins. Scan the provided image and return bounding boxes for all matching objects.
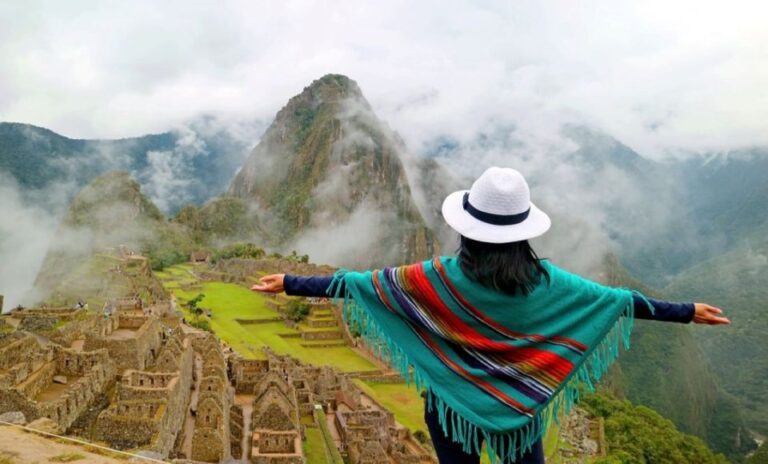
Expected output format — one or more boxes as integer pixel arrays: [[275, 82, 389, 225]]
[[0, 253, 437, 463]]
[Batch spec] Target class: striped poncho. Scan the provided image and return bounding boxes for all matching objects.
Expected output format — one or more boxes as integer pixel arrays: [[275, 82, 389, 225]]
[[331, 256, 645, 463]]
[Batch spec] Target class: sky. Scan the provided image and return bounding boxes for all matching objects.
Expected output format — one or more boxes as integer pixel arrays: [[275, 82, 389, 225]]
[[1, 0, 767, 159]]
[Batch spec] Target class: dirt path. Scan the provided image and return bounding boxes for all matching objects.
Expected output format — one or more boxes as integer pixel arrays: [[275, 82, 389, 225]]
[[0, 425, 125, 463]]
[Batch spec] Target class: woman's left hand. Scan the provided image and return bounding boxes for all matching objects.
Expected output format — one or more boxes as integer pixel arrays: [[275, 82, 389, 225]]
[[692, 303, 731, 325]]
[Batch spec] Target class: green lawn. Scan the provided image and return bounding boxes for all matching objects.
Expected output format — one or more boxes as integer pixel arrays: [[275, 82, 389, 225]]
[[155, 266, 376, 371], [302, 427, 329, 464]]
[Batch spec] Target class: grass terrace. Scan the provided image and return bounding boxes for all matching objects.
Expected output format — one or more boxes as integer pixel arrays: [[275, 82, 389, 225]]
[[156, 264, 376, 372]]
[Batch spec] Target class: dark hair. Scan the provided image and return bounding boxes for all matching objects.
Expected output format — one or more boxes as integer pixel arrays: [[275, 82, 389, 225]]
[[457, 236, 549, 296]]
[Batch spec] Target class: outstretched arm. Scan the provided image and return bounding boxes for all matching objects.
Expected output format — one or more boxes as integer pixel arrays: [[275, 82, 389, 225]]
[[251, 274, 340, 297], [633, 295, 729, 325], [254, 274, 730, 325]]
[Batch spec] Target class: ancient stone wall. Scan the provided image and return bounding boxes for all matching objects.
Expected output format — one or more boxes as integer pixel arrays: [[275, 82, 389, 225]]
[[230, 404, 244, 459], [231, 357, 269, 394], [0, 342, 116, 432], [190, 332, 232, 463], [300, 330, 342, 341], [83, 314, 164, 372], [250, 430, 303, 464], [95, 400, 166, 448], [94, 332, 193, 457]]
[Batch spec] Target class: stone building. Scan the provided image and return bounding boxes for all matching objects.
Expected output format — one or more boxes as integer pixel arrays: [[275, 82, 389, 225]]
[[249, 366, 303, 463], [230, 357, 269, 393], [83, 311, 165, 372], [94, 327, 193, 456], [0, 333, 116, 432], [191, 334, 233, 463], [191, 251, 212, 264]]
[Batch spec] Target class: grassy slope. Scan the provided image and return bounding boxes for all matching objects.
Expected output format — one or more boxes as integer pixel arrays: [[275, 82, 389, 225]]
[[155, 264, 376, 371]]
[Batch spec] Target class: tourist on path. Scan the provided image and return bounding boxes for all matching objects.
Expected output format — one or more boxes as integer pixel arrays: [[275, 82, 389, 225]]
[[252, 167, 729, 464]]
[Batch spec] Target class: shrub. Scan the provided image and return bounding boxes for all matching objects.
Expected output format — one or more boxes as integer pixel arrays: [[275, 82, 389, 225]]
[[285, 299, 311, 322]]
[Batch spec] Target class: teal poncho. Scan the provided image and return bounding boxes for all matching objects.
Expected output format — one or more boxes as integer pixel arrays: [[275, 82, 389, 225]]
[[331, 256, 647, 462]]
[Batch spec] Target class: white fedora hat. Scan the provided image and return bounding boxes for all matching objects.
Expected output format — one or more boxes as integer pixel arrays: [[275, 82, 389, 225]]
[[441, 167, 551, 244]]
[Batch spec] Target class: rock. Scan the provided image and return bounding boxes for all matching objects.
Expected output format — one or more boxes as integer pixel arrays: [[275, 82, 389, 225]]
[[53, 375, 68, 384], [27, 417, 62, 434], [0, 411, 26, 425]]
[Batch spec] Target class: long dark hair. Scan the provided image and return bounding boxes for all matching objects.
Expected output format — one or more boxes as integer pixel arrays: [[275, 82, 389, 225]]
[[457, 235, 549, 296]]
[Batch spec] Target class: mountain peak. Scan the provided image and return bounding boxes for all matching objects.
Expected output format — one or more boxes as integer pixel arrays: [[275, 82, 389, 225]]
[[302, 74, 363, 100], [229, 75, 433, 267]]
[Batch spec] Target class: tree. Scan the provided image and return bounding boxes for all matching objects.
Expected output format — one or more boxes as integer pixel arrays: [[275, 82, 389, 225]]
[[186, 293, 206, 318]]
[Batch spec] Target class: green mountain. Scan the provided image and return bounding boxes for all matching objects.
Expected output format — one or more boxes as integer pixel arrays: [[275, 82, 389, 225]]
[[228, 74, 435, 268], [0, 118, 254, 213], [665, 225, 768, 437], [600, 256, 751, 461]]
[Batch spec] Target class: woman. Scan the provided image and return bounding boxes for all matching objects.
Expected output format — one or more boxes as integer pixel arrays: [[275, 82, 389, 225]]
[[252, 167, 729, 463]]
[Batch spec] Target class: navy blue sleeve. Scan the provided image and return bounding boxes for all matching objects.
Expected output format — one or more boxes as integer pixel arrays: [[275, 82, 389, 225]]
[[283, 275, 339, 297], [633, 295, 695, 323]]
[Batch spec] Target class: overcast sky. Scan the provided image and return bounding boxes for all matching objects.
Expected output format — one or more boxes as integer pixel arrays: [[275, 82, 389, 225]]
[[1, 0, 766, 158]]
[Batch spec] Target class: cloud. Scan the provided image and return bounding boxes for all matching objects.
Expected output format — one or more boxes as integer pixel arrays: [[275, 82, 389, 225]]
[[0, 0, 766, 158], [0, 174, 60, 310]]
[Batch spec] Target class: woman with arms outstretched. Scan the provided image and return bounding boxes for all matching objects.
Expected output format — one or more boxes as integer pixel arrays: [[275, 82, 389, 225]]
[[253, 167, 729, 464]]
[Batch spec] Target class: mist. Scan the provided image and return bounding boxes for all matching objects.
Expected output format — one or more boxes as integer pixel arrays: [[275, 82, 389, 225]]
[[0, 174, 60, 311], [0, 116, 262, 309]]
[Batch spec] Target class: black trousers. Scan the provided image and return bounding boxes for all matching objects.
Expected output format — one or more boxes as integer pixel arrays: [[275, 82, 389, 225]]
[[424, 403, 545, 464]]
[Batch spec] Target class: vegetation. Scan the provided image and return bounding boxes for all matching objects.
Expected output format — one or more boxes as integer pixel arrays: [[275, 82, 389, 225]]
[[285, 298, 311, 322], [314, 407, 344, 464], [302, 426, 329, 464], [581, 390, 729, 464], [211, 243, 266, 263], [665, 225, 768, 438], [174, 197, 262, 245], [601, 256, 750, 460], [186, 293, 206, 317], [747, 442, 768, 464]]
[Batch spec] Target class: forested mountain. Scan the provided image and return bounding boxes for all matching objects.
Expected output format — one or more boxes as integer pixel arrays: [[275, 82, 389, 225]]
[[600, 256, 751, 460], [228, 74, 435, 267], [0, 118, 255, 213], [666, 224, 768, 437]]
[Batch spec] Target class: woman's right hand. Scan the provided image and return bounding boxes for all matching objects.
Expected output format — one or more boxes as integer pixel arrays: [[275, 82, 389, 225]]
[[251, 274, 285, 293], [692, 303, 731, 325]]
